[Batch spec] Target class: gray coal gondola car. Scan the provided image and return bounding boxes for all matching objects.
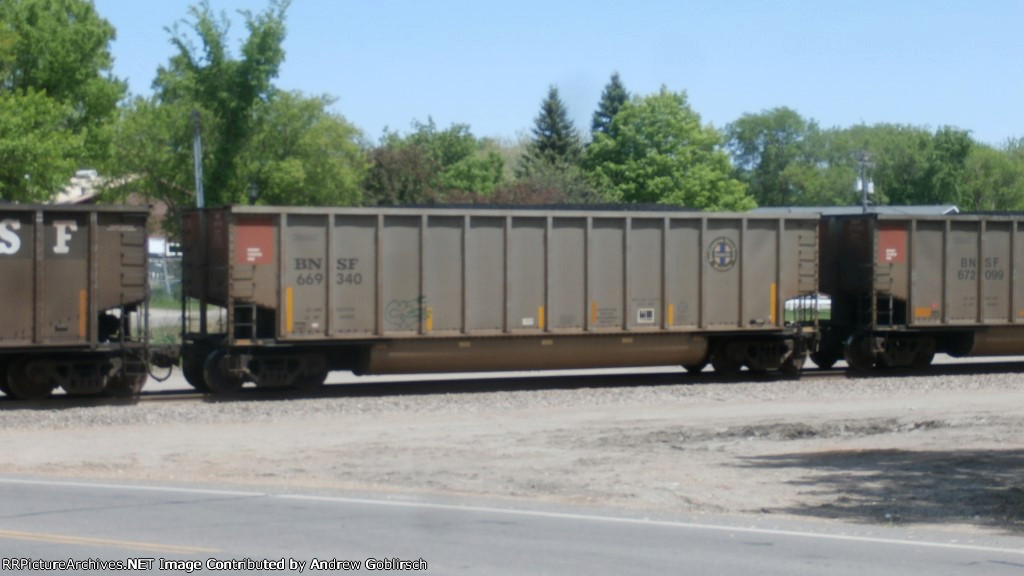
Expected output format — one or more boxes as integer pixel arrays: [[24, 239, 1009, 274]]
[[0, 205, 151, 399], [180, 206, 820, 392], [816, 212, 1024, 370]]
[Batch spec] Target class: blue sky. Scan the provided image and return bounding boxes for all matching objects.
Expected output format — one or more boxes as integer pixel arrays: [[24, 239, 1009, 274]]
[[93, 0, 1024, 146]]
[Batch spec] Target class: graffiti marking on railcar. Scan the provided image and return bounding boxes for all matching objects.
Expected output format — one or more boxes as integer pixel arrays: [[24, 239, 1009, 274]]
[[385, 297, 429, 330], [0, 218, 21, 254], [707, 237, 737, 271]]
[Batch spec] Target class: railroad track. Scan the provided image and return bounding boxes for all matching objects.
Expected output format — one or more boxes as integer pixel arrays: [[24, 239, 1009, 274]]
[[3, 360, 1022, 409]]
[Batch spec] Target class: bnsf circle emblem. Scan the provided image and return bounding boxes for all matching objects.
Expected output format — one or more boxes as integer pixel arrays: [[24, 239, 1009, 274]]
[[708, 237, 737, 271]]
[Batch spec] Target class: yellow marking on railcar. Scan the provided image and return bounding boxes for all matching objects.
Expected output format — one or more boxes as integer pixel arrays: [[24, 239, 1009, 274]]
[[78, 289, 87, 339], [770, 283, 777, 325], [538, 306, 545, 330], [914, 307, 935, 319], [668, 304, 674, 327], [591, 301, 598, 324], [285, 287, 294, 333], [0, 528, 218, 554], [425, 307, 433, 331]]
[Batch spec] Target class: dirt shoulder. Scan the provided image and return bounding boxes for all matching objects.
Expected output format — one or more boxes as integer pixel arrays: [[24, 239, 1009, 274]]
[[2, 370, 1023, 534]]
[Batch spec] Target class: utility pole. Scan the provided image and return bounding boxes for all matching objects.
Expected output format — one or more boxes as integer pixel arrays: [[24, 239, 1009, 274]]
[[192, 109, 205, 209], [855, 150, 874, 213]]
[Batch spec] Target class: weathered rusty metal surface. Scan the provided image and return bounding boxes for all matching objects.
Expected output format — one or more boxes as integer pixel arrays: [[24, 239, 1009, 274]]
[[0, 205, 149, 348]]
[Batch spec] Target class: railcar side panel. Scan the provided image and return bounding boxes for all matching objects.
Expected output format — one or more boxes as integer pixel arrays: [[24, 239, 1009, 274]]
[[0, 212, 34, 344], [424, 215, 463, 335], [182, 206, 820, 385], [910, 221, 944, 325], [0, 206, 149, 348], [820, 213, 1024, 368], [628, 219, 662, 330], [0, 205, 150, 399], [703, 220, 740, 327], [550, 218, 586, 330], [466, 217, 504, 332], [665, 220, 700, 328]]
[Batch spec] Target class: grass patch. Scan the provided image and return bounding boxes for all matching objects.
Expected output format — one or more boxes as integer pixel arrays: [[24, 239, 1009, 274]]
[[150, 291, 181, 310], [148, 324, 180, 346]]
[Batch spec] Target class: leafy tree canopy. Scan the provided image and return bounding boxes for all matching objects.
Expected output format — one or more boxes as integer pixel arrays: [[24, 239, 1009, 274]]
[[364, 118, 503, 206], [726, 107, 818, 206], [963, 142, 1024, 211], [109, 0, 366, 224], [238, 91, 366, 206], [0, 0, 124, 200], [585, 87, 753, 210], [149, 0, 289, 207]]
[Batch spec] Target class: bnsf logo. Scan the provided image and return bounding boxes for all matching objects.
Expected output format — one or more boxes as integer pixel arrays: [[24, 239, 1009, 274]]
[[0, 218, 79, 255]]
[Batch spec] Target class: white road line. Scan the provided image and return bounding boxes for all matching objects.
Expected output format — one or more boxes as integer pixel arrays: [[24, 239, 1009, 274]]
[[0, 477, 264, 498], [1, 477, 1021, 557]]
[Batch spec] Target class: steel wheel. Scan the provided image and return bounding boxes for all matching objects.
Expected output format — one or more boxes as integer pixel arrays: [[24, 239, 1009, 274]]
[[181, 352, 209, 392], [293, 370, 328, 392], [810, 351, 838, 370], [682, 361, 707, 374], [911, 348, 935, 369], [203, 350, 245, 394], [0, 363, 10, 396], [843, 336, 876, 372], [106, 372, 147, 397], [780, 353, 806, 378], [7, 359, 55, 400], [710, 353, 742, 377]]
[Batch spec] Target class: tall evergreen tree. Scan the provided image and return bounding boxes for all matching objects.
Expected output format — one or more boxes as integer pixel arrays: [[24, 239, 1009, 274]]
[[518, 85, 583, 176], [591, 72, 628, 137]]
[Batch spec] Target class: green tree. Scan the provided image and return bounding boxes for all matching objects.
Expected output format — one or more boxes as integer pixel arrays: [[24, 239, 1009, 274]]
[[153, 0, 289, 206], [0, 0, 124, 200], [1, 0, 125, 164], [238, 91, 366, 206], [363, 119, 503, 205], [518, 85, 583, 176], [584, 87, 753, 210], [963, 143, 1024, 210], [726, 107, 819, 206], [110, 1, 366, 231], [0, 89, 84, 201], [591, 72, 628, 137], [847, 124, 972, 206]]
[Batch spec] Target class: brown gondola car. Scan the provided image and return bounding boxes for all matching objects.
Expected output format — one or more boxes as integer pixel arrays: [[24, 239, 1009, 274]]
[[180, 206, 820, 392], [0, 205, 150, 399], [816, 212, 1024, 370]]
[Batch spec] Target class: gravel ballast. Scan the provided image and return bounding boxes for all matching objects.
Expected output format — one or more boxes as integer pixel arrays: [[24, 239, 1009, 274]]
[[2, 369, 1023, 532]]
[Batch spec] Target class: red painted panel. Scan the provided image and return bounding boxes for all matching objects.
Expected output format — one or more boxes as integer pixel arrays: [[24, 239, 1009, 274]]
[[235, 215, 275, 265], [877, 223, 907, 264]]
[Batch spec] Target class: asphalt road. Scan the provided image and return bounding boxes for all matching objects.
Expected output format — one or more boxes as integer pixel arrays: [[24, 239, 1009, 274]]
[[0, 478, 1022, 575]]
